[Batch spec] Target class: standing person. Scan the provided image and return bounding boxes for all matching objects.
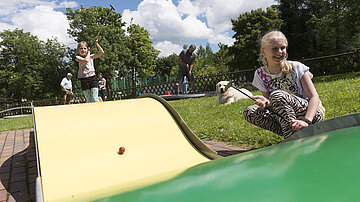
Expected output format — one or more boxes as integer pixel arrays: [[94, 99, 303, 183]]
[[182, 76, 188, 94], [178, 44, 196, 94], [98, 73, 106, 101], [243, 30, 325, 138], [60, 73, 73, 104], [75, 38, 104, 103]]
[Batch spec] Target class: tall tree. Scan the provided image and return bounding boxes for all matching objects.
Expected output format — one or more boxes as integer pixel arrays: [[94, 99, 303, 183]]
[[0, 29, 70, 102], [229, 7, 283, 71], [155, 53, 178, 77], [66, 5, 127, 93], [213, 43, 232, 73], [124, 22, 160, 86], [195, 44, 221, 76], [276, 0, 360, 57], [275, 0, 312, 59]]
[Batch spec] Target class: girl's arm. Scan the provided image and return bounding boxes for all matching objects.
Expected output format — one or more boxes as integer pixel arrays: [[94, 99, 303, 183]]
[[290, 71, 320, 131], [300, 71, 320, 122], [93, 39, 104, 59], [75, 50, 90, 64]]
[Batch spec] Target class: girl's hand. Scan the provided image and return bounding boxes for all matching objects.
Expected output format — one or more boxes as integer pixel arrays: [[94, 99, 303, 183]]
[[253, 96, 270, 109], [290, 119, 309, 131], [93, 36, 99, 44]]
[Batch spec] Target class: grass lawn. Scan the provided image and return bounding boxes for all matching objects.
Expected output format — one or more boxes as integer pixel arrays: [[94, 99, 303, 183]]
[[1, 72, 359, 150], [170, 72, 360, 149], [0, 115, 33, 132]]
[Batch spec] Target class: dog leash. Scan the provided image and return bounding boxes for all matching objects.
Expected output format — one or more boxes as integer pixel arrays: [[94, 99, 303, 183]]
[[231, 85, 290, 123]]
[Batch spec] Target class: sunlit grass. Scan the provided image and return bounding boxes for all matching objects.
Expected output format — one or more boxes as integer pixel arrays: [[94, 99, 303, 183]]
[[0, 115, 33, 132], [170, 72, 360, 149]]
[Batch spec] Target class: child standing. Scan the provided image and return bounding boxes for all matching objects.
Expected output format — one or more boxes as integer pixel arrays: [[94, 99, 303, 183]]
[[243, 30, 325, 138], [75, 38, 104, 103]]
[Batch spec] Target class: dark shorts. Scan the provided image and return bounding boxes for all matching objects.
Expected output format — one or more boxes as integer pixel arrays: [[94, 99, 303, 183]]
[[80, 75, 98, 90], [62, 89, 72, 95], [178, 70, 195, 82]]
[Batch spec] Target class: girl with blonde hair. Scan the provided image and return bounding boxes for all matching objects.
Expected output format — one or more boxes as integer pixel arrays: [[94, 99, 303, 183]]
[[243, 30, 325, 138], [75, 38, 104, 103]]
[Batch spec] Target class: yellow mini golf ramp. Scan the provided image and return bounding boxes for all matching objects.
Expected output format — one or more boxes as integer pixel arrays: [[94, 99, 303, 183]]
[[33, 94, 220, 202]]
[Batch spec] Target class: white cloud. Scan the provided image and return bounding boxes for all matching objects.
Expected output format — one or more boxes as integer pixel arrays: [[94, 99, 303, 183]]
[[0, 0, 276, 57], [0, 22, 16, 31], [58, 1, 78, 8], [154, 41, 182, 57], [122, 0, 276, 57], [204, 0, 275, 33], [12, 6, 74, 45], [177, 0, 204, 17], [0, 0, 78, 45]]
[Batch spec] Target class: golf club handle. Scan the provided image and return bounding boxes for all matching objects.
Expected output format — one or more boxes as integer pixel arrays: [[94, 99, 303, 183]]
[[90, 36, 99, 49], [90, 41, 95, 49], [89, 4, 114, 49]]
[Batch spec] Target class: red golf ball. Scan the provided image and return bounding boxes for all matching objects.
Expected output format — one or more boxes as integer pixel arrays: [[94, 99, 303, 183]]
[[118, 147, 125, 154]]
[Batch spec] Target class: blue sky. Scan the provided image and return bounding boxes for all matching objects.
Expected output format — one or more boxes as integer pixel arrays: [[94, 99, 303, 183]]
[[0, 0, 276, 57]]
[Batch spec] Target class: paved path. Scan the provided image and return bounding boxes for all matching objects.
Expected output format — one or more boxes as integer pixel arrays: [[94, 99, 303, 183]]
[[0, 129, 36, 202], [0, 129, 247, 202]]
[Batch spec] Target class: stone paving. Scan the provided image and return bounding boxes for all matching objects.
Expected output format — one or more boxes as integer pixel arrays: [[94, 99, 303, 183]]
[[0, 129, 247, 202], [0, 129, 36, 202]]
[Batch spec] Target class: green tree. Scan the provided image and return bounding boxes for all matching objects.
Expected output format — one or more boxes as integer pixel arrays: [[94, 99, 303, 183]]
[[306, 0, 360, 55], [229, 7, 283, 71], [276, 0, 360, 57], [195, 44, 221, 76], [213, 43, 232, 73], [275, 0, 313, 58], [155, 53, 178, 77], [0, 29, 70, 102], [42, 39, 72, 97], [124, 22, 160, 86]]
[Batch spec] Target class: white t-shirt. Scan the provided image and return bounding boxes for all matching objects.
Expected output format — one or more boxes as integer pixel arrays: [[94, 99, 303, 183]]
[[60, 77, 72, 90], [77, 54, 96, 78], [252, 61, 311, 99]]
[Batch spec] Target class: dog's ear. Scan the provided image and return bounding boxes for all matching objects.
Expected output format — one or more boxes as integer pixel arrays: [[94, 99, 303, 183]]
[[225, 81, 232, 91]]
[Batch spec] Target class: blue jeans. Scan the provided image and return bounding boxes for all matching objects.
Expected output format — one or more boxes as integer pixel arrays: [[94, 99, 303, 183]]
[[83, 87, 99, 103], [98, 89, 106, 101]]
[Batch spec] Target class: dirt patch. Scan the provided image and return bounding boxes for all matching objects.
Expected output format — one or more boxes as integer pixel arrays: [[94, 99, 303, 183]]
[[203, 140, 248, 157]]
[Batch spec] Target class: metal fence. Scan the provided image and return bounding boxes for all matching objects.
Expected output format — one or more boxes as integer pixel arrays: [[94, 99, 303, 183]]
[[1, 50, 360, 112], [300, 50, 360, 76], [109, 68, 256, 99], [113, 50, 360, 99], [0, 106, 32, 118]]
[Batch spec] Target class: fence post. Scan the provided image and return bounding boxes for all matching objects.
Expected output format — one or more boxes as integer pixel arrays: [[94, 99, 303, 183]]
[[356, 49, 360, 72]]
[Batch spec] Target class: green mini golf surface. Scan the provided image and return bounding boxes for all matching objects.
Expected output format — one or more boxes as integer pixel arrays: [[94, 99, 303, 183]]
[[97, 126, 360, 202]]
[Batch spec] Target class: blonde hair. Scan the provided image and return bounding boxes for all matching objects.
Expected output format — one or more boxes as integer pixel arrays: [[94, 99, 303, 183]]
[[76, 41, 89, 54], [259, 30, 292, 74]]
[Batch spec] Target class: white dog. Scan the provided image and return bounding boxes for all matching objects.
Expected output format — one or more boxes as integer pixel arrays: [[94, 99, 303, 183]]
[[216, 81, 253, 105]]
